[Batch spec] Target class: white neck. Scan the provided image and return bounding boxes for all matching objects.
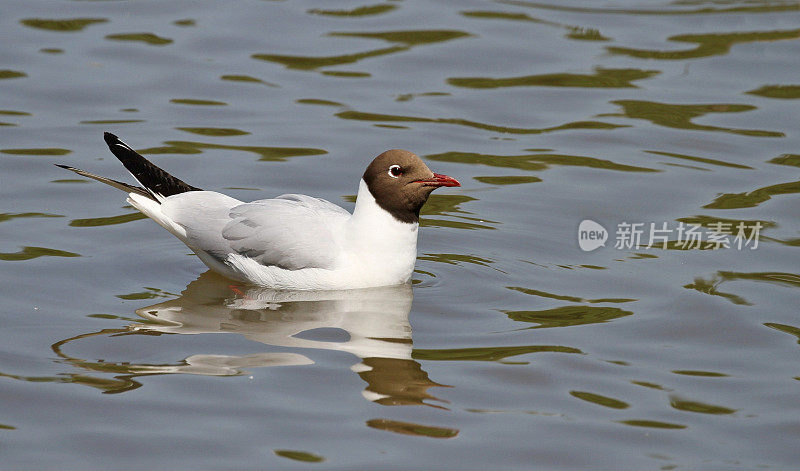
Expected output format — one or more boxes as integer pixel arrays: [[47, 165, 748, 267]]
[[343, 179, 419, 284]]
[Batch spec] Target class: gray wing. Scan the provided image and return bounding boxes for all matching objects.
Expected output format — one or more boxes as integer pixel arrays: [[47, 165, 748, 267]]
[[161, 191, 244, 260], [161, 192, 350, 270], [220, 194, 351, 270]]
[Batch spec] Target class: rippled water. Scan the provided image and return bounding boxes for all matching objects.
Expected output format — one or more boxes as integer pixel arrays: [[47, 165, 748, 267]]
[[2, 1, 800, 469]]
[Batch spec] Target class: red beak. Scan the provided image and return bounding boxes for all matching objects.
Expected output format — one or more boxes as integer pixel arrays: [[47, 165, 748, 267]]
[[417, 173, 461, 187]]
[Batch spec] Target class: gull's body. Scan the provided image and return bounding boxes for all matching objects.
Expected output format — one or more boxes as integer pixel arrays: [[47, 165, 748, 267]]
[[58, 133, 459, 289]]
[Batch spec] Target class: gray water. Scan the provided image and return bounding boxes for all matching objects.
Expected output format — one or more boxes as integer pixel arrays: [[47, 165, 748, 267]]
[[2, 1, 800, 469]]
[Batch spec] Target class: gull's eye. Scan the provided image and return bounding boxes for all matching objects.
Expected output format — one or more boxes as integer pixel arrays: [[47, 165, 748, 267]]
[[388, 165, 403, 178]]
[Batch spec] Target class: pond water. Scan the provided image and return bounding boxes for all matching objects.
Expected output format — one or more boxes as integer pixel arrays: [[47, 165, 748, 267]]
[[2, 0, 800, 469]]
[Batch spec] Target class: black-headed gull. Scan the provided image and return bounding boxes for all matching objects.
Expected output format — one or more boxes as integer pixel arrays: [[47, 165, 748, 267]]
[[57, 133, 460, 289]]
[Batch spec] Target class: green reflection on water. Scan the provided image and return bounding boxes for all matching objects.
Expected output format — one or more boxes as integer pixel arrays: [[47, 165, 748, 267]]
[[0, 246, 80, 261], [170, 98, 227, 106], [255, 29, 469, 71], [220, 74, 262, 83], [52, 179, 90, 184], [337, 110, 627, 135], [461, 9, 551, 23], [631, 381, 670, 391], [220, 74, 277, 87], [605, 100, 783, 137], [296, 98, 345, 107], [419, 253, 495, 267], [413, 345, 582, 361], [395, 91, 449, 102], [0, 363, 142, 394], [768, 153, 800, 167], [684, 275, 750, 305], [176, 127, 250, 137], [672, 370, 729, 377], [320, 70, 371, 78], [617, 419, 686, 429], [502, 0, 800, 16], [703, 180, 800, 209], [69, 212, 147, 227], [254, 46, 407, 70], [20, 18, 108, 32], [608, 28, 800, 60], [747, 85, 800, 99], [173, 19, 195, 27], [0, 212, 63, 223], [358, 357, 449, 408], [686, 270, 800, 305], [366, 419, 459, 438], [566, 26, 609, 41], [570, 390, 630, 409], [505, 305, 633, 329], [138, 141, 327, 161], [508, 286, 636, 304], [308, 3, 397, 17], [426, 151, 657, 172], [0, 70, 26, 80], [105, 33, 173, 46], [463, 9, 610, 42], [449, 68, 657, 89], [273, 450, 325, 463], [80, 119, 144, 125], [116, 287, 175, 300], [330, 29, 471, 46], [1, 148, 71, 156], [474, 175, 542, 185], [645, 150, 752, 170], [765, 323, 800, 344], [669, 397, 736, 415]]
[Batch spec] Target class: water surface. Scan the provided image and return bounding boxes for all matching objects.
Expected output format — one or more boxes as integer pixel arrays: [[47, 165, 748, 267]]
[[2, 1, 800, 469]]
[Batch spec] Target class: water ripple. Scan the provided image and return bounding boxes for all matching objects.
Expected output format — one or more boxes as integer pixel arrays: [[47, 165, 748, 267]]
[[504, 306, 633, 329], [608, 29, 800, 60], [426, 151, 658, 172], [337, 110, 627, 135], [448, 67, 659, 89], [253, 29, 470, 71], [307, 4, 398, 17], [19, 18, 107, 32], [0, 246, 80, 261], [501, 0, 800, 15], [137, 140, 326, 162], [105, 33, 173, 46], [603, 100, 784, 137]]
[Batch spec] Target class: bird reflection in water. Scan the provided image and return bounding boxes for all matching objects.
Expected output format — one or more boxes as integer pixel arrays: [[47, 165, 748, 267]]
[[51, 272, 449, 408]]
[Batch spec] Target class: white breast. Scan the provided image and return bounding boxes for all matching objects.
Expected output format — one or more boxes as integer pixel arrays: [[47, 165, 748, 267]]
[[339, 179, 419, 287]]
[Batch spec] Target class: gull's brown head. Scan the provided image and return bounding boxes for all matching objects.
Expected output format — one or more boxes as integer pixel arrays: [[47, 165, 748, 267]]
[[362, 149, 460, 224]]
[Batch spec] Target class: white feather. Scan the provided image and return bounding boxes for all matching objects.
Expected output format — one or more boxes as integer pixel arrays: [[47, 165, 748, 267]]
[[128, 180, 419, 289]]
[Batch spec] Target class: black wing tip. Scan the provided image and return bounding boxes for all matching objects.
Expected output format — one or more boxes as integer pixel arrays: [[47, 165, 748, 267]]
[[100, 131, 203, 197], [54, 163, 72, 169], [103, 131, 119, 143]]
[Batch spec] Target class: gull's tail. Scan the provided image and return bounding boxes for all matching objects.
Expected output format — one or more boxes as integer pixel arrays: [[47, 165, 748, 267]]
[[55, 132, 202, 203]]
